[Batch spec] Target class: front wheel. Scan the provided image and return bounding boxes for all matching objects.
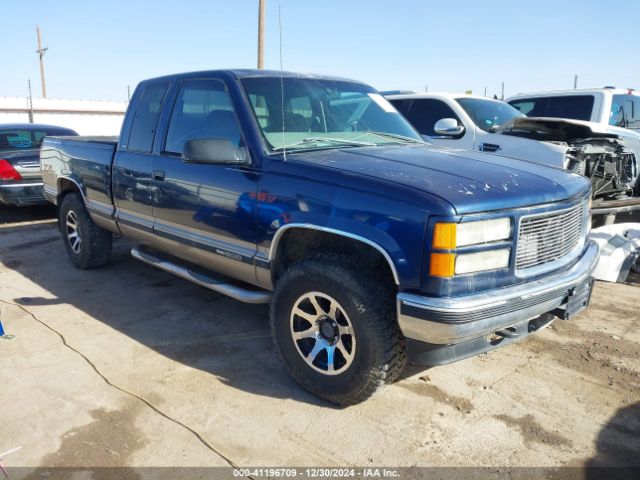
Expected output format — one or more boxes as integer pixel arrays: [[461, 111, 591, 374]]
[[270, 254, 406, 405], [59, 192, 112, 269]]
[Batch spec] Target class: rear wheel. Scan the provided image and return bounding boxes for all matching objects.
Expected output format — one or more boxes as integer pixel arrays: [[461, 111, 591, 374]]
[[59, 192, 112, 269], [270, 254, 406, 405]]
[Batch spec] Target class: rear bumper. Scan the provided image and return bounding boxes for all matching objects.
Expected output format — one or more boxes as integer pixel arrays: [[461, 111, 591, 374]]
[[0, 182, 48, 206], [397, 240, 599, 363]]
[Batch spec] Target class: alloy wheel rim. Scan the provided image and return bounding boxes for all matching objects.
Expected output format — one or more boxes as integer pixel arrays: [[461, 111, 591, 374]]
[[66, 210, 81, 254], [289, 291, 356, 375]]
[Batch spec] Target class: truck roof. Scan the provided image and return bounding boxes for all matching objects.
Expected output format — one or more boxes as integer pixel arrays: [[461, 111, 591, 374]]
[[384, 92, 506, 103], [508, 88, 640, 100], [140, 69, 364, 85]]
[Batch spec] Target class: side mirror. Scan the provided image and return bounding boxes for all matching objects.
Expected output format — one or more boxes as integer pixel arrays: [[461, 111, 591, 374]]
[[434, 118, 465, 137], [182, 138, 247, 165]]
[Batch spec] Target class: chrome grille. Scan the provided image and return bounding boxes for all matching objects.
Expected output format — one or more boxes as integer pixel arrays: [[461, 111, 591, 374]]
[[516, 203, 585, 270]]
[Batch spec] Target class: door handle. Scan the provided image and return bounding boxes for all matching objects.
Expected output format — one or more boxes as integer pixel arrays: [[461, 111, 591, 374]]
[[478, 143, 501, 152], [152, 169, 165, 181]]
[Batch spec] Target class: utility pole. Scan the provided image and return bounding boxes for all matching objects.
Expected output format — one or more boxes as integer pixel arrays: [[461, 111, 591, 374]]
[[501, 81, 505, 101], [27, 79, 34, 123], [574, 74, 578, 89], [36, 25, 48, 98], [257, 0, 265, 69]]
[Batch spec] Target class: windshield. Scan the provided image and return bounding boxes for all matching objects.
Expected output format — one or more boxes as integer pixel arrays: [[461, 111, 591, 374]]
[[241, 77, 423, 152], [455, 98, 524, 132], [508, 95, 595, 121]]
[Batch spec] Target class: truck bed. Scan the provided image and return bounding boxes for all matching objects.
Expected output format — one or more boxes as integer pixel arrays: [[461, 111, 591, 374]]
[[41, 135, 118, 211], [48, 135, 119, 144]]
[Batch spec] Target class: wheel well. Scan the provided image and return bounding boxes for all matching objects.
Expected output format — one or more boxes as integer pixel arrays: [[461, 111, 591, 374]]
[[272, 228, 398, 288], [57, 178, 81, 203], [57, 178, 84, 207]]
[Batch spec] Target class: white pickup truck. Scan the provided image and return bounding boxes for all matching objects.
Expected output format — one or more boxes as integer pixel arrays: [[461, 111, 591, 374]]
[[385, 92, 640, 217], [507, 87, 640, 138]]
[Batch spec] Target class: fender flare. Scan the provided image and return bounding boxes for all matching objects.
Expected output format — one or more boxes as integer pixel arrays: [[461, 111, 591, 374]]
[[268, 223, 400, 285]]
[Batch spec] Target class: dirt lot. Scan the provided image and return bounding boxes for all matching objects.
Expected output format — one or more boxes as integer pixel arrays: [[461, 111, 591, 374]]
[[0, 206, 639, 477]]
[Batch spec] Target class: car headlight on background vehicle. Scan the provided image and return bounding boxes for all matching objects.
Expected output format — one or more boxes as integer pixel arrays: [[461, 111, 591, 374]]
[[430, 218, 512, 277]]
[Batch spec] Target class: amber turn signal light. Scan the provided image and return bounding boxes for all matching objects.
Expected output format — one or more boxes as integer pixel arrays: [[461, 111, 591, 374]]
[[433, 223, 456, 250], [430, 252, 455, 277]]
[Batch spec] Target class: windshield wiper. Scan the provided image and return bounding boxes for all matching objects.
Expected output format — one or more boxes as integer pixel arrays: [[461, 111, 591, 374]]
[[363, 131, 425, 143], [273, 137, 376, 151]]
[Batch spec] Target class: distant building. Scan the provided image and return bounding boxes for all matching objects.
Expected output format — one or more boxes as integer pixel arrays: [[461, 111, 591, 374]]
[[0, 97, 126, 135]]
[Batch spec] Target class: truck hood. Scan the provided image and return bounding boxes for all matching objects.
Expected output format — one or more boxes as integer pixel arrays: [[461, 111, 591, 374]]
[[497, 116, 619, 142], [291, 144, 589, 215]]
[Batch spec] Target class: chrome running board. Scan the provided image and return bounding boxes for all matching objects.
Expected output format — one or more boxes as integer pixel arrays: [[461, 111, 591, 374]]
[[131, 247, 271, 304]]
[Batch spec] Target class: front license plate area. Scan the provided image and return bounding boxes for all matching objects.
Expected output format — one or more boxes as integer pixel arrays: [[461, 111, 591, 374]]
[[557, 278, 594, 320]]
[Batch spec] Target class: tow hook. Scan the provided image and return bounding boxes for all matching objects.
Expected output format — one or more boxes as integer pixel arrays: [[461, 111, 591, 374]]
[[495, 327, 519, 339]]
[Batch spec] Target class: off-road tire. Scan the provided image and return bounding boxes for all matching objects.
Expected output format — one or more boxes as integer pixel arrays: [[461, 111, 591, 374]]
[[59, 192, 112, 269], [270, 253, 406, 405]]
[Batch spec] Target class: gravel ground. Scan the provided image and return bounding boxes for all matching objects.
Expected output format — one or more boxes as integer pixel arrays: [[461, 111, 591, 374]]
[[0, 206, 638, 478]]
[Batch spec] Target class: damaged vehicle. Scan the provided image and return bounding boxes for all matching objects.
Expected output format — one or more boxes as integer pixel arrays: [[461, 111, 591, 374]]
[[385, 93, 640, 219]]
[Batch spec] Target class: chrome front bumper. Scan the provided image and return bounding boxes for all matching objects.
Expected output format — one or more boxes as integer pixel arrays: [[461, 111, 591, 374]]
[[397, 240, 600, 345]]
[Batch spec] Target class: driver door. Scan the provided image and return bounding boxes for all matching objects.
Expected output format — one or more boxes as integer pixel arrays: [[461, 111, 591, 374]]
[[150, 77, 260, 285]]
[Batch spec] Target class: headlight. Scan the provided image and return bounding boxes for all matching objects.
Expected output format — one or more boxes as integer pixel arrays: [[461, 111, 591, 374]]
[[429, 217, 512, 277], [433, 218, 511, 249], [455, 249, 510, 274]]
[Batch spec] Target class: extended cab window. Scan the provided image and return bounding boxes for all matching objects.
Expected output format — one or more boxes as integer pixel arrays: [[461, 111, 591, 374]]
[[404, 99, 461, 137], [165, 79, 242, 155], [127, 83, 169, 153]]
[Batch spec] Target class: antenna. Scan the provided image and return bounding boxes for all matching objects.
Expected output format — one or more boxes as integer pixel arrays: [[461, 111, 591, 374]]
[[279, 3, 286, 161]]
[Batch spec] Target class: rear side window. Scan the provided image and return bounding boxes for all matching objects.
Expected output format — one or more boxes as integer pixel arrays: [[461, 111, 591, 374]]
[[395, 99, 461, 136], [509, 95, 595, 121], [0, 128, 76, 151], [164, 79, 242, 154], [127, 83, 169, 153]]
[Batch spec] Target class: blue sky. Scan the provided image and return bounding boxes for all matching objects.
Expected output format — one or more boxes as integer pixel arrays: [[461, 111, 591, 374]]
[[4, 0, 639, 101]]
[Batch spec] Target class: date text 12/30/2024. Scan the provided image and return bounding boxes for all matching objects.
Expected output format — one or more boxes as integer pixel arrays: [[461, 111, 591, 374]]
[[233, 468, 400, 477]]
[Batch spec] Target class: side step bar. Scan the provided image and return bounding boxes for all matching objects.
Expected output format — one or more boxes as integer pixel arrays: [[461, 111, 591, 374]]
[[131, 247, 271, 304]]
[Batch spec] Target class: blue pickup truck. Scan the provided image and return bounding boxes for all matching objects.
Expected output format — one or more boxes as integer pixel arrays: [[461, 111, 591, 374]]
[[41, 70, 599, 404]]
